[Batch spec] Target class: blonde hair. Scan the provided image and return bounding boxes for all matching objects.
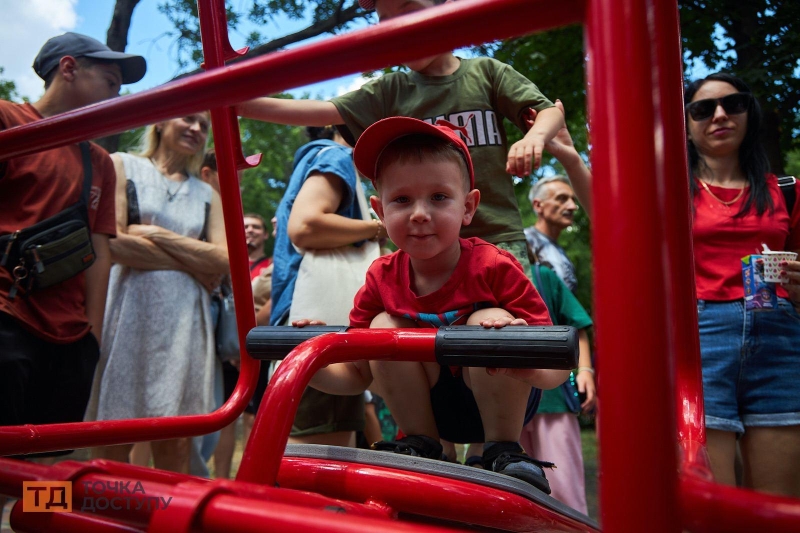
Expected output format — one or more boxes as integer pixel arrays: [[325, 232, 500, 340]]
[[137, 116, 208, 177]]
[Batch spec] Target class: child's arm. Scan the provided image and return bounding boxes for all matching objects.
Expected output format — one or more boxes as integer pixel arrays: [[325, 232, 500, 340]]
[[525, 100, 592, 216], [575, 328, 597, 412], [237, 97, 343, 126], [506, 106, 565, 177], [291, 319, 374, 395]]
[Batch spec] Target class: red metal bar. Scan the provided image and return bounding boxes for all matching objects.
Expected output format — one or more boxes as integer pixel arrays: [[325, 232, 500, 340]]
[[0, 0, 584, 162], [237, 330, 435, 485], [197, 496, 464, 533], [586, 0, 680, 532], [196, 0, 260, 430], [278, 457, 599, 533], [10, 503, 142, 533], [649, 0, 708, 474], [680, 476, 800, 532]]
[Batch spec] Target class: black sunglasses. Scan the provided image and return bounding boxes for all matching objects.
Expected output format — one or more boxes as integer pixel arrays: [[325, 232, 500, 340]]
[[685, 92, 752, 122]]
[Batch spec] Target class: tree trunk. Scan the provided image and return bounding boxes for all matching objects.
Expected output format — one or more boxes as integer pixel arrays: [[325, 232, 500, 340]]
[[95, 0, 142, 154]]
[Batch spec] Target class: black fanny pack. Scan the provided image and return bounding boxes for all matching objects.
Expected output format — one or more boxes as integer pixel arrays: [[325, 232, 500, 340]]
[[0, 142, 96, 299]]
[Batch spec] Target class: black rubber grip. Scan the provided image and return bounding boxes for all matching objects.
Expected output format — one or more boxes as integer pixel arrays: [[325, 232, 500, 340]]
[[435, 326, 578, 369], [246, 326, 349, 360]]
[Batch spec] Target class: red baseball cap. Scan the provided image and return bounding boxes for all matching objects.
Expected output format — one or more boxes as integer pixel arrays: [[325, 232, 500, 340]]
[[353, 116, 475, 189]]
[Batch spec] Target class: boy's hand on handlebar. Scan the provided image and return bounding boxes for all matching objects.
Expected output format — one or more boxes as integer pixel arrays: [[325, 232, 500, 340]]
[[292, 318, 327, 327], [478, 317, 528, 328]]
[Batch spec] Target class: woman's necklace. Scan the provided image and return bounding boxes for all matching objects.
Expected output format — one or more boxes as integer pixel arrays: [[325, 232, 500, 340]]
[[699, 179, 746, 206], [151, 158, 188, 202]]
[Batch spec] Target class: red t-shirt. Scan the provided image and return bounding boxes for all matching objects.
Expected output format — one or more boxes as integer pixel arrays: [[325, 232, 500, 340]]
[[350, 237, 552, 328], [693, 174, 800, 301], [249, 256, 272, 281], [0, 101, 117, 343]]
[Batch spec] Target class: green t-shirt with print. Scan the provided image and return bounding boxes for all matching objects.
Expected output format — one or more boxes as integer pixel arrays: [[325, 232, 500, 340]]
[[331, 57, 553, 245], [531, 264, 593, 414]]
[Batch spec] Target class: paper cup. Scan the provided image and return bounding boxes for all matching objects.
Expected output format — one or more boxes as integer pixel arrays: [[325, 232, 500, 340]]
[[761, 251, 798, 283]]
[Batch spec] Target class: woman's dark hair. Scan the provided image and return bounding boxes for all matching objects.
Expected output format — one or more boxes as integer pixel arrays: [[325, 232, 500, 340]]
[[201, 149, 217, 171], [685, 72, 771, 217], [305, 126, 337, 141]]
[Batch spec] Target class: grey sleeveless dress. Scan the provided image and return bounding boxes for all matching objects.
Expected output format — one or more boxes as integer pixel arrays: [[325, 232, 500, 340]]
[[86, 153, 216, 421]]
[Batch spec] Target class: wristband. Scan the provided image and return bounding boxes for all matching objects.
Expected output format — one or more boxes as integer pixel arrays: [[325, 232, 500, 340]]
[[577, 366, 594, 374]]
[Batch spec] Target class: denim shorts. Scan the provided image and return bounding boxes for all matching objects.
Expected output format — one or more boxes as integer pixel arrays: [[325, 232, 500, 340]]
[[697, 298, 800, 434]]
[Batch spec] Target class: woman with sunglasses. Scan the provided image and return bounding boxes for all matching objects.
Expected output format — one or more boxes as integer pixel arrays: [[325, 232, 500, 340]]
[[685, 73, 800, 497]]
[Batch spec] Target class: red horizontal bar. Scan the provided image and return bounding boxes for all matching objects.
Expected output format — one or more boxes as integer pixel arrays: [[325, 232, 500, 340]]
[[680, 475, 800, 532], [0, 0, 583, 162]]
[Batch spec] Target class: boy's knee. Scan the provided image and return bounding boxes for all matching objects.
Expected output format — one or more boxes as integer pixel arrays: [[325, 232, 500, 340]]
[[370, 312, 417, 329], [466, 307, 514, 325]]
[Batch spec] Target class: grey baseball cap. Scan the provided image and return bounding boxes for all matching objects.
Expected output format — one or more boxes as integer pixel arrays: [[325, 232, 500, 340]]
[[33, 32, 147, 84]]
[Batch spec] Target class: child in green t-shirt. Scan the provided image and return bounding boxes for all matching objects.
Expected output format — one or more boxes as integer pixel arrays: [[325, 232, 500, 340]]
[[238, 0, 566, 275]]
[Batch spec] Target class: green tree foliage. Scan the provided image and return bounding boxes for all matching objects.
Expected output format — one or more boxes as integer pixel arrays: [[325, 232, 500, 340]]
[[0, 67, 24, 102], [679, 0, 800, 174]]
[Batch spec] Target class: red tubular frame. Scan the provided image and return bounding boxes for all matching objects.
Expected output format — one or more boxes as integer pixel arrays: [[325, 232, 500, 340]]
[[2, 0, 800, 531], [586, 0, 680, 530], [237, 330, 435, 485]]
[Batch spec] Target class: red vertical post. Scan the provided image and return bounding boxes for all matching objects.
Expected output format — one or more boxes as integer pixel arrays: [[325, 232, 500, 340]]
[[586, 0, 681, 531], [649, 0, 709, 472], [196, 0, 260, 412]]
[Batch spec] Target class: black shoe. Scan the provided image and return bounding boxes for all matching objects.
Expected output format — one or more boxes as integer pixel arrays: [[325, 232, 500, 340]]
[[371, 434, 443, 460], [483, 441, 554, 493]]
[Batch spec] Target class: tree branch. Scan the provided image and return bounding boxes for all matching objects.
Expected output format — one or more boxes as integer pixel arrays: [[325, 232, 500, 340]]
[[175, 4, 367, 79]]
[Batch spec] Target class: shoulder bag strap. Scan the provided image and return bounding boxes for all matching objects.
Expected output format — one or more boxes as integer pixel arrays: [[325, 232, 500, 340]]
[[778, 176, 796, 219], [78, 142, 93, 221], [250, 256, 270, 271], [198, 201, 211, 242]]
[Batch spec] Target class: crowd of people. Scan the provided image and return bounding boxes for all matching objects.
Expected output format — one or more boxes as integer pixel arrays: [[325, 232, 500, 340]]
[[2, 0, 800, 520]]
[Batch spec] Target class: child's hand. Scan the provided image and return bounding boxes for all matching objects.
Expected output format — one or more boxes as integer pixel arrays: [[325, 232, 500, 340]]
[[478, 317, 528, 328], [523, 100, 578, 165], [506, 135, 544, 177], [291, 318, 327, 327], [575, 368, 597, 414]]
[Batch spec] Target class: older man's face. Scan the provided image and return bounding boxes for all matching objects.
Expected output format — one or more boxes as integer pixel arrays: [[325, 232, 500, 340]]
[[534, 182, 579, 230]]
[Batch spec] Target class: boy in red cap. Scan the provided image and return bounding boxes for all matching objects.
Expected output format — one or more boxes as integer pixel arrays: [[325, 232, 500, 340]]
[[300, 116, 569, 491], [239, 0, 565, 281]]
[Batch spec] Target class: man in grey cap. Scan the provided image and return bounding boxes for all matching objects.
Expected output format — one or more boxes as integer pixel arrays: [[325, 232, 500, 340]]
[[0, 33, 146, 441]]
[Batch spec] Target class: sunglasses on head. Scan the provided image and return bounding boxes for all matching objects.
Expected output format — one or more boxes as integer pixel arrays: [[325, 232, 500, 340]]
[[685, 92, 751, 122]]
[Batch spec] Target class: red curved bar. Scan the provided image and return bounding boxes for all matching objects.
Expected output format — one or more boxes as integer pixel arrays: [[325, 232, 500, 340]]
[[278, 457, 599, 533], [237, 329, 435, 485]]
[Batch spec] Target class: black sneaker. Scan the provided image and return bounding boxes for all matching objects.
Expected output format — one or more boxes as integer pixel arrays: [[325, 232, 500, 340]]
[[483, 441, 554, 493], [371, 434, 443, 460]]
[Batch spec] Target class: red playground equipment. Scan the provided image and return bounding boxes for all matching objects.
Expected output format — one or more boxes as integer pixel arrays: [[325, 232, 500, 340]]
[[1, 0, 799, 531]]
